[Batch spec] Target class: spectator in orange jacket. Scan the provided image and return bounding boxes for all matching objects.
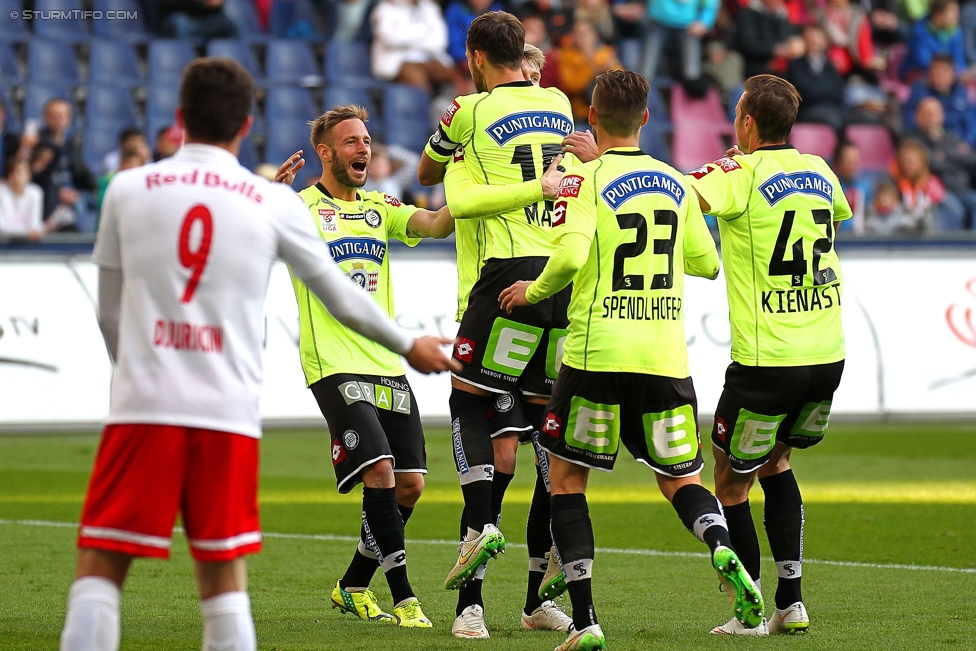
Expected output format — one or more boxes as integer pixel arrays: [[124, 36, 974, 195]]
[[556, 20, 622, 121]]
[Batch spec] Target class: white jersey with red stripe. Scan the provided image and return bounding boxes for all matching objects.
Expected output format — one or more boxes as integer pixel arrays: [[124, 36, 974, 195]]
[[93, 144, 353, 438]]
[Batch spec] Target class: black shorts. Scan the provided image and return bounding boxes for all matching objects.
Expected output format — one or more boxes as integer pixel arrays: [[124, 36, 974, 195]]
[[711, 360, 845, 473], [453, 257, 571, 398], [486, 392, 534, 442], [311, 373, 427, 494], [536, 365, 704, 477]]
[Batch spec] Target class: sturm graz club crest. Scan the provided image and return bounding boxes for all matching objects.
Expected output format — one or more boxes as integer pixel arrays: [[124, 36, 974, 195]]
[[364, 209, 382, 228], [347, 262, 378, 293], [494, 393, 514, 412], [343, 429, 360, 450]]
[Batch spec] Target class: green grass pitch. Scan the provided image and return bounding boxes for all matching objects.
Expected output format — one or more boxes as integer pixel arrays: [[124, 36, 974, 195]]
[[1, 422, 975, 650]]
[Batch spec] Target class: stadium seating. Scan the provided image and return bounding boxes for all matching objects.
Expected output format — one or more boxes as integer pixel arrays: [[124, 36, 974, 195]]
[[149, 40, 198, 82], [223, 0, 267, 40], [0, 0, 29, 41], [23, 83, 74, 121], [86, 85, 140, 128], [265, 118, 315, 166], [325, 40, 375, 87], [34, 0, 90, 41], [208, 40, 263, 81], [324, 85, 378, 118], [671, 127, 727, 173], [28, 40, 81, 84], [381, 83, 430, 152], [266, 86, 318, 121], [265, 40, 322, 86], [146, 82, 180, 127], [789, 123, 838, 161], [844, 124, 895, 172], [0, 42, 21, 86], [0, 86, 21, 131], [238, 135, 260, 171], [92, 0, 149, 40], [82, 123, 118, 175], [89, 39, 143, 88], [670, 84, 734, 133]]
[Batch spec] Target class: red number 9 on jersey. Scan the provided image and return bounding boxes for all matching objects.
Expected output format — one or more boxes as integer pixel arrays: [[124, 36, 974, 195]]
[[178, 205, 213, 303]]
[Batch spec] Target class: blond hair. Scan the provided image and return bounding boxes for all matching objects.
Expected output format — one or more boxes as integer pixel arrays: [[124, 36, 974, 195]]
[[523, 43, 545, 71], [309, 104, 369, 147]]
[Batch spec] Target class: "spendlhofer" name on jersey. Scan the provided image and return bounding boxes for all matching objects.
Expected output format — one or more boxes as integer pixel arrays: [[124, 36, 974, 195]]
[[602, 295, 682, 321]]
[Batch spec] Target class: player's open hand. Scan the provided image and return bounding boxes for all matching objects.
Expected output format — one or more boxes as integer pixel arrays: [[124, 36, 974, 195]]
[[563, 130, 599, 164], [725, 145, 744, 158], [498, 280, 532, 314], [405, 336, 462, 374], [541, 153, 565, 200], [274, 150, 305, 185]]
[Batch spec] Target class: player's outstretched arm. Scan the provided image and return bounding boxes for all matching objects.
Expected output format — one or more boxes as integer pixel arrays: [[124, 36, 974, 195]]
[[684, 249, 720, 279], [498, 231, 591, 313], [443, 154, 564, 219], [97, 267, 123, 362], [405, 206, 456, 239], [274, 151, 305, 185], [418, 151, 448, 186], [405, 336, 463, 374]]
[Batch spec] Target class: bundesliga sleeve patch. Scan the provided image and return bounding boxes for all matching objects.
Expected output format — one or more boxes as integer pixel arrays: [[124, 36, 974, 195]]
[[383, 194, 402, 207], [441, 100, 461, 127], [557, 174, 584, 198], [553, 200, 567, 227], [452, 147, 465, 163], [689, 165, 714, 180]]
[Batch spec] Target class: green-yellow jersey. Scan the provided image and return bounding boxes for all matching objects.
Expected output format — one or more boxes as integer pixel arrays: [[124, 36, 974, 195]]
[[290, 183, 420, 384], [687, 145, 852, 367], [554, 148, 717, 376], [425, 80, 574, 260]]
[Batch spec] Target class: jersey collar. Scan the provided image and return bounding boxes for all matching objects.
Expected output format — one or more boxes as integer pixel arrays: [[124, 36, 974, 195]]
[[176, 143, 240, 165], [494, 80, 533, 89], [315, 182, 362, 203], [604, 147, 645, 157], [753, 143, 795, 152]]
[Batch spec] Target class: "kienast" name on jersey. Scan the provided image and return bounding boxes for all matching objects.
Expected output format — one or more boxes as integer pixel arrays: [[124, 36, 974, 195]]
[[761, 283, 842, 314]]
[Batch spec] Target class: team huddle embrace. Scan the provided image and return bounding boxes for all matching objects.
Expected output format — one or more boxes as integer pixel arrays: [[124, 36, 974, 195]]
[[59, 11, 851, 651]]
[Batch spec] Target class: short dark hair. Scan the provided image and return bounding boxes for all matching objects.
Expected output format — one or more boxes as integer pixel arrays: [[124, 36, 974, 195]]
[[179, 58, 254, 143], [310, 104, 369, 148], [930, 53, 956, 68], [118, 126, 144, 146], [466, 11, 524, 70], [740, 74, 801, 144], [832, 138, 858, 162], [592, 70, 650, 137], [929, 0, 957, 17]]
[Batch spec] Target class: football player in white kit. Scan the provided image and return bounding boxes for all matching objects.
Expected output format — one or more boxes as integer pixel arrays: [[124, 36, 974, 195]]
[[59, 58, 457, 651]]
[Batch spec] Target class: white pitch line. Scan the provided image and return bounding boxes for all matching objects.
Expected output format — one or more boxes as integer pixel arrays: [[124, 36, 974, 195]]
[[2, 518, 974, 575]]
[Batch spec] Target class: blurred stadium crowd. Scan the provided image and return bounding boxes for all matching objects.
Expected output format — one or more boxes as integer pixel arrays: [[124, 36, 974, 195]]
[[2, 0, 976, 240]]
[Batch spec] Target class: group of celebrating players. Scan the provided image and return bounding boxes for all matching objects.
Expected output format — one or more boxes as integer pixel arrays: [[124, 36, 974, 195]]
[[56, 10, 852, 651]]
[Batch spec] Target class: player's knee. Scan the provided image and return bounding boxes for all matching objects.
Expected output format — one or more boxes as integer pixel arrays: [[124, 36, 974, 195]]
[[492, 434, 518, 474], [395, 472, 425, 507], [449, 390, 494, 469], [361, 458, 395, 488]]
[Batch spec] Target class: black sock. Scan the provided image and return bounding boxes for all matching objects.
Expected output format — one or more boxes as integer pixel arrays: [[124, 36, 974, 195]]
[[341, 502, 417, 591], [450, 390, 495, 531], [724, 500, 761, 583], [670, 484, 731, 552], [362, 486, 413, 605], [760, 469, 804, 609], [524, 464, 551, 615], [551, 493, 597, 631]]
